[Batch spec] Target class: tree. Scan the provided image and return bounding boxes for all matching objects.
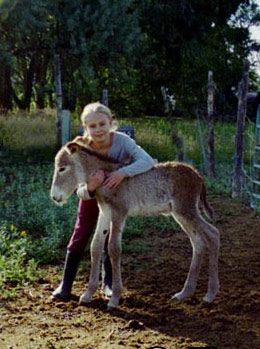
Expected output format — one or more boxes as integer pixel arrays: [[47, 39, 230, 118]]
[[53, 0, 142, 113], [0, 0, 55, 110], [134, 0, 260, 116], [0, 0, 259, 115]]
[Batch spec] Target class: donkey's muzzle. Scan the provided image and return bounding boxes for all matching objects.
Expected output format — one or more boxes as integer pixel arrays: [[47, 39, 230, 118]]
[[52, 195, 63, 204]]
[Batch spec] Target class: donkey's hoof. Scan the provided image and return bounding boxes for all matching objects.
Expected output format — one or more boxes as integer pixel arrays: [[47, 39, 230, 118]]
[[203, 292, 216, 303], [79, 293, 91, 305], [172, 290, 194, 301], [172, 291, 187, 301], [107, 297, 119, 309]]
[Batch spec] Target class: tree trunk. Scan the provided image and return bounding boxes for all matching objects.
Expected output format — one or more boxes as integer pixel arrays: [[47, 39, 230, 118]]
[[161, 86, 184, 162], [207, 70, 216, 177], [13, 55, 37, 110], [35, 55, 49, 109], [232, 60, 250, 198], [54, 54, 63, 149], [24, 54, 37, 111], [0, 64, 12, 112]]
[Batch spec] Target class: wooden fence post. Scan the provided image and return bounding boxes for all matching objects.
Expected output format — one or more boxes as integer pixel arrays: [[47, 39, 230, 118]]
[[161, 86, 184, 162], [61, 110, 71, 145], [54, 54, 62, 149], [207, 70, 216, 177], [195, 108, 208, 171], [232, 60, 250, 198]]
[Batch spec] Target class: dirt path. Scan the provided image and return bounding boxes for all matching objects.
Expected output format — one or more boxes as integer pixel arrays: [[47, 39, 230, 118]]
[[1, 195, 260, 349]]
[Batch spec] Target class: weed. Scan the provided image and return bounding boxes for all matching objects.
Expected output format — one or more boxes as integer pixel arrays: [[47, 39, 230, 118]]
[[0, 224, 43, 298]]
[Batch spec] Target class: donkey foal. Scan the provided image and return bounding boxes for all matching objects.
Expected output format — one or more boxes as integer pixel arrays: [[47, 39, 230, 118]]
[[51, 139, 220, 309]]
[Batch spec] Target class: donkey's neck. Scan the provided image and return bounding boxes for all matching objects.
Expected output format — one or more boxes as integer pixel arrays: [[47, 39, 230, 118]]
[[79, 151, 121, 175]]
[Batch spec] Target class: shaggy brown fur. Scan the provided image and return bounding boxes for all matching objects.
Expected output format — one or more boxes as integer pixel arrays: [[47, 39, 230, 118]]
[[51, 139, 220, 309]]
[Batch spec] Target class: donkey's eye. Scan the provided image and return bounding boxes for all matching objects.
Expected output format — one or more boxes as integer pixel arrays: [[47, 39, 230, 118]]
[[59, 167, 66, 173]]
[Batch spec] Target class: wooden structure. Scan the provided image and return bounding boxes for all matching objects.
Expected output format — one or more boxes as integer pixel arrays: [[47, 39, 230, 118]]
[[251, 104, 260, 208], [161, 86, 184, 162], [207, 70, 215, 176], [232, 60, 250, 198], [61, 110, 71, 146], [54, 54, 63, 149]]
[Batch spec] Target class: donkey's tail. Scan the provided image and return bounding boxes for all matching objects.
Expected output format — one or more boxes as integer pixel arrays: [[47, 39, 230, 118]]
[[200, 182, 214, 219]]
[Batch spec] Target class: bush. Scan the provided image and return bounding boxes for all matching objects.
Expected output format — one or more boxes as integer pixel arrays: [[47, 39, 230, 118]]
[[0, 223, 40, 298]]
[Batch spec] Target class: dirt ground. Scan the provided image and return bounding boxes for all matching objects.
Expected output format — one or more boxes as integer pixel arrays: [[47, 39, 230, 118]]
[[1, 194, 260, 349]]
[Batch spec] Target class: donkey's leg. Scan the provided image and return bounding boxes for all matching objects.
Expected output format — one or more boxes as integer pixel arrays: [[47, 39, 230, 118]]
[[79, 211, 110, 304], [198, 217, 220, 303], [107, 215, 126, 309], [172, 212, 206, 301], [172, 212, 220, 303]]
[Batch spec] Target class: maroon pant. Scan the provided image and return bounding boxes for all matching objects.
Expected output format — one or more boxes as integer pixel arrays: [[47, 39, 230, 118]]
[[67, 199, 99, 254]]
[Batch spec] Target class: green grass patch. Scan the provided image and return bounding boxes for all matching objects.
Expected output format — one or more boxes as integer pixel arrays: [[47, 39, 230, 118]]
[[0, 109, 57, 161], [117, 117, 255, 168], [0, 224, 42, 299]]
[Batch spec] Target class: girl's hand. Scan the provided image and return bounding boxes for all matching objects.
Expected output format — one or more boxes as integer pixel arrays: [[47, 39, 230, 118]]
[[104, 171, 126, 189], [77, 170, 105, 200], [87, 169, 105, 192]]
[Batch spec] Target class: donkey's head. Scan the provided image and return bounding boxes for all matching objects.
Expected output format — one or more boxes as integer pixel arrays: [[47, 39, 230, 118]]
[[50, 141, 87, 205]]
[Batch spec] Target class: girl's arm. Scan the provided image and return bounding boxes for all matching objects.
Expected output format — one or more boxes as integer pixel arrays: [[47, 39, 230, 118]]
[[104, 134, 155, 189], [117, 135, 155, 177]]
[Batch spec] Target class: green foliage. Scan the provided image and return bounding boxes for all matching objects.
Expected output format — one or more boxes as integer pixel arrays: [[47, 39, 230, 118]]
[[135, 0, 260, 114], [204, 166, 233, 195], [0, 162, 79, 263], [0, 223, 41, 299], [0, 0, 259, 115]]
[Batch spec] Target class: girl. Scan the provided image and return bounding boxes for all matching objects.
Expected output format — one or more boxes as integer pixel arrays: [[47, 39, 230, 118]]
[[52, 102, 155, 301]]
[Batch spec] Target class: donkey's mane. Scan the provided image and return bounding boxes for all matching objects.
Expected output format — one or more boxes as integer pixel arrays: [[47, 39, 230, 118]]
[[67, 136, 119, 164], [79, 145, 118, 163]]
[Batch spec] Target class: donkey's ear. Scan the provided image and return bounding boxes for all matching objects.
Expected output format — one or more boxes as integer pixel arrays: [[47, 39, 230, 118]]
[[72, 136, 84, 144], [66, 142, 81, 154], [71, 135, 89, 146]]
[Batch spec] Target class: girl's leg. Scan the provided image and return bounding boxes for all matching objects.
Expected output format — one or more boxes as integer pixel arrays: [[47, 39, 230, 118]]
[[67, 199, 99, 254], [52, 199, 99, 300], [70, 199, 113, 296]]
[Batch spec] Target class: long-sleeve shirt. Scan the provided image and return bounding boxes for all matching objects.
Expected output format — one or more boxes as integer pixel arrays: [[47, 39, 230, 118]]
[[77, 131, 156, 200], [108, 131, 155, 177]]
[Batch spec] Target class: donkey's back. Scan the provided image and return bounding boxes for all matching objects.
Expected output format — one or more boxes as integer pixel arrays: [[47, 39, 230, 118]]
[[97, 161, 210, 218], [79, 157, 219, 308]]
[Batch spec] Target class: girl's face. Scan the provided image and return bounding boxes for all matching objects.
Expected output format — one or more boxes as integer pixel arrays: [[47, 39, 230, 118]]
[[84, 112, 112, 146]]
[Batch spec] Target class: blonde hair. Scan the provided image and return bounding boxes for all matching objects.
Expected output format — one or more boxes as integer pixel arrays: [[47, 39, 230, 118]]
[[81, 102, 112, 125]]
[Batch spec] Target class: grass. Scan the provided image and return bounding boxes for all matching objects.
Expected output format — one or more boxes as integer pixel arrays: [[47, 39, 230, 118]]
[[0, 110, 258, 298], [0, 109, 57, 161], [117, 116, 256, 182], [0, 111, 256, 166]]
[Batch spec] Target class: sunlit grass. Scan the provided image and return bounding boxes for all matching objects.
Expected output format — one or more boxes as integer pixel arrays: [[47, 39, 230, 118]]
[[117, 117, 255, 168], [1, 110, 255, 167], [0, 109, 57, 160]]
